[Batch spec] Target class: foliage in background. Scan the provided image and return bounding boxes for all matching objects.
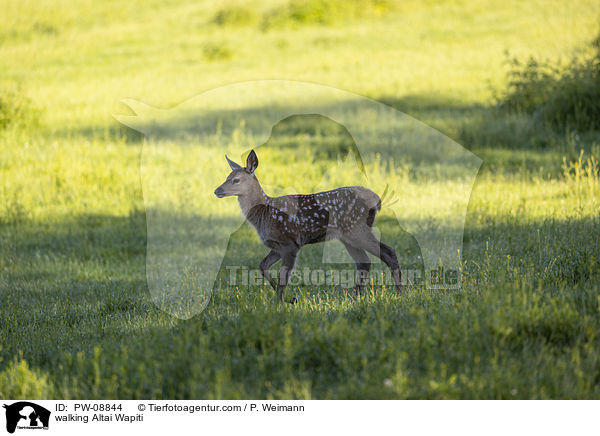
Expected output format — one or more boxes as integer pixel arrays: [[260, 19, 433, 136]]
[[495, 32, 600, 132], [260, 0, 391, 30], [210, 0, 391, 31], [0, 357, 53, 398], [211, 6, 257, 27], [202, 42, 234, 62], [0, 84, 40, 130]]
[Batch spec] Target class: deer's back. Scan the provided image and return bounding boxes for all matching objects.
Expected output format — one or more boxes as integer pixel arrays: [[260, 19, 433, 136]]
[[248, 186, 380, 247]]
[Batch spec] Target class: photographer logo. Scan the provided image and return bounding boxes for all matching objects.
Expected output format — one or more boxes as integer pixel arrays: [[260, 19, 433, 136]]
[[3, 402, 50, 433]]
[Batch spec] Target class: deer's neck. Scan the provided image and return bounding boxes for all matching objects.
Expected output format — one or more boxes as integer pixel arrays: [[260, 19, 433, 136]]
[[238, 183, 269, 218]]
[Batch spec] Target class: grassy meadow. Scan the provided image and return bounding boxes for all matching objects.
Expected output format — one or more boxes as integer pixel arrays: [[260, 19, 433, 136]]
[[1, 0, 600, 399]]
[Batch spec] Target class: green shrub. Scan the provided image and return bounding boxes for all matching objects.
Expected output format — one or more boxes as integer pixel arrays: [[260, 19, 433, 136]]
[[0, 358, 53, 399], [541, 56, 600, 131], [495, 32, 600, 132], [261, 0, 391, 30], [211, 6, 256, 27], [202, 42, 234, 62], [0, 85, 39, 130], [496, 57, 559, 114]]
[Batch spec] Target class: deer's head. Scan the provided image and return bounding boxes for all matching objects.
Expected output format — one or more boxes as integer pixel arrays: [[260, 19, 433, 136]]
[[214, 150, 260, 198]]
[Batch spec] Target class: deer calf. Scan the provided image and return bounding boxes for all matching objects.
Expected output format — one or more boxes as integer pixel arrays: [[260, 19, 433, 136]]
[[214, 150, 402, 302]]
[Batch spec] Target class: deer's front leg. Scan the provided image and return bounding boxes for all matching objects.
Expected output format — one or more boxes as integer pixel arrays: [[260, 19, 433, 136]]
[[259, 249, 280, 292], [277, 250, 298, 303]]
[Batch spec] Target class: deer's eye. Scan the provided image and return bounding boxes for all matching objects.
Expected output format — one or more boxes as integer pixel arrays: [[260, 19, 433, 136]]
[[232, 179, 240, 184]]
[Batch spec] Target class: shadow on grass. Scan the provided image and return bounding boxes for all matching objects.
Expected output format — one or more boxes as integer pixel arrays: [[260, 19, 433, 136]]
[[5, 207, 598, 308], [41, 90, 595, 176], [4, 208, 422, 302], [41, 91, 594, 181], [2, 208, 600, 398]]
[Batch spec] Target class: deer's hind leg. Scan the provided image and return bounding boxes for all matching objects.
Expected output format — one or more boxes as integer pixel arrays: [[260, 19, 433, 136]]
[[259, 249, 281, 292], [343, 229, 402, 293], [276, 245, 299, 303], [342, 242, 371, 295]]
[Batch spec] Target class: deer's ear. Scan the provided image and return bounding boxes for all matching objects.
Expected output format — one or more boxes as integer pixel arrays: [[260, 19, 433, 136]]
[[226, 155, 242, 171], [246, 150, 258, 174]]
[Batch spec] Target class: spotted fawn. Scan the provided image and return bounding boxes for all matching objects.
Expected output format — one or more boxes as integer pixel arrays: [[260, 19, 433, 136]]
[[214, 150, 402, 302]]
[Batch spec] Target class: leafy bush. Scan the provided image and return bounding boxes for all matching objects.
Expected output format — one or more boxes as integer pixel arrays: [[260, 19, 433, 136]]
[[211, 6, 256, 27], [495, 32, 600, 132], [0, 85, 39, 130], [0, 358, 53, 399], [202, 42, 233, 62], [261, 0, 391, 30], [542, 55, 600, 131], [496, 57, 559, 114]]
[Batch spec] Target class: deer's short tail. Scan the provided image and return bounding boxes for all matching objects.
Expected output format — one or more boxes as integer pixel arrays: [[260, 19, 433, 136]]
[[366, 197, 382, 227], [352, 186, 381, 227], [366, 208, 378, 227]]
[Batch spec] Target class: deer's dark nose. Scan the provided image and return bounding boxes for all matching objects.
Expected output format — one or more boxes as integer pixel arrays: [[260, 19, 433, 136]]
[[214, 187, 224, 198]]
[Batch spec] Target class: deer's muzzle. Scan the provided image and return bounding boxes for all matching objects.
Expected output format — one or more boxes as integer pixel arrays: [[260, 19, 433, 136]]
[[214, 187, 226, 198]]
